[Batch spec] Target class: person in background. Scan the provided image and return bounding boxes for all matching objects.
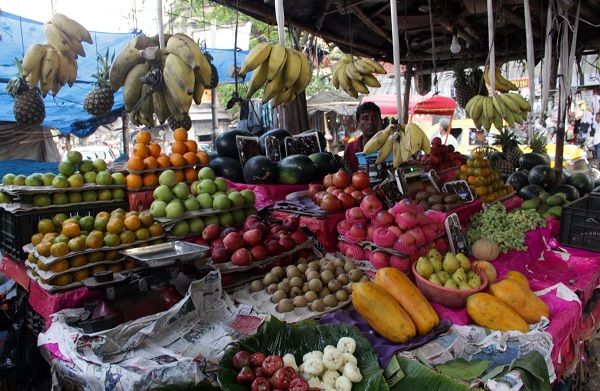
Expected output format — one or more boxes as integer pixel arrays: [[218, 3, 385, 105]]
[[344, 102, 382, 172], [430, 118, 459, 149]]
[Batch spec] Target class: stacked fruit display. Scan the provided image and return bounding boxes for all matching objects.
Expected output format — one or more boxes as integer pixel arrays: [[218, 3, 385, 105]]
[[199, 214, 309, 266], [110, 33, 215, 128], [362, 123, 431, 168], [337, 198, 447, 272], [26, 209, 163, 286], [467, 271, 549, 333], [309, 170, 371, 213], [415, 250, 484, 290], [415, 137, 465, 171], [0, 152, 124, 207], [239, 42, 312, 107], [125, 129, 209, 190], [455, 150, 512, 202], [331, 54, 385, 97], [412, 184, 465, 211]]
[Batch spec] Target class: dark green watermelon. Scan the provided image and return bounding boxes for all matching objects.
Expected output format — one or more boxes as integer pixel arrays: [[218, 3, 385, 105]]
[[215, 129, 252, 160], [519, 153, 548, 170], [549, 184, 580, 201], [528, 165, 556, 190], [276, 155, 317, 184], [309, 152, 338, 176], [210, 157, 243, 183], [302, 130, 327, 151], [519, 184, 545, 200], [258, 129, 292, 155], [567, 172, 593, 195], [506, 171, 529, 192], [243, 156, 277, 184]]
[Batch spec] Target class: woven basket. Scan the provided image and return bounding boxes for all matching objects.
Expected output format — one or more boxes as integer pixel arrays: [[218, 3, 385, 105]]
[[411, 262, 488, 308]]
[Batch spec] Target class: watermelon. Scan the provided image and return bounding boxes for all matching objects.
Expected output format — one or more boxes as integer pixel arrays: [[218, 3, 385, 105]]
[[519, 184, 545, 200], [243, 156, 277, 184], [309, 152, 339, 176], [210, 157, 244, 183], [549, 184, 579, 201], [215, 129, 252, 160], [519, 153, 548, 170], [528, 165, 556, 190], [567, 172, 593, 195], [276, 155, 317, 184], [506, 171, 529, 193], [302, 130, 327, 151], [258, 129, 292, 155]]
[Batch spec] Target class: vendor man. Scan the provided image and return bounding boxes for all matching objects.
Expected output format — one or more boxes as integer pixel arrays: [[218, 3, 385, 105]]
[[344, 102, 382, 172], [430, 118, 459, 150]]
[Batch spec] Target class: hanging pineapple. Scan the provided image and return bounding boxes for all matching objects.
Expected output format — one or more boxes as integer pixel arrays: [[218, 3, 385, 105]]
[[204, 51, 219, 89], [6, 60, 46, 127], [84, 50, 115, 116]]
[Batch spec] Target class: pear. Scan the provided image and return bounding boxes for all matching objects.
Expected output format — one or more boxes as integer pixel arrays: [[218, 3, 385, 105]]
[[452, 268, 467, 284], [468, 274, 482, 289], [427, 248, 443, 263], [428, 273, 441, 285], [436, 271, 451, 285], [416, 257, 434, 278], [430, 257, 443, 273], [443, 252, 460, 273], [467, 271, 477, 280], [444, 278, 458, 289], [456, 253, 470, 271], [458, 281, 472, 290]]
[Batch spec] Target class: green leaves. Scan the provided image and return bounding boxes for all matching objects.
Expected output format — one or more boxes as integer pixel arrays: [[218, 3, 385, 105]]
[[436, 358, 489, 381], [389, 356, 469, 391]]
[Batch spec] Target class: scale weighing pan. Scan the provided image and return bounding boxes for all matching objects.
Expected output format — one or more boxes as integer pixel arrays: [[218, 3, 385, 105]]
[[120, 241, 210, 268]]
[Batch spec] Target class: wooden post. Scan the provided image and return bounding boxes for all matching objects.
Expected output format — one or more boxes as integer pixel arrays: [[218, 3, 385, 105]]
[[122, 112, 130, 159], [390, 0, 403, 121], [403, 70, 412, 123]]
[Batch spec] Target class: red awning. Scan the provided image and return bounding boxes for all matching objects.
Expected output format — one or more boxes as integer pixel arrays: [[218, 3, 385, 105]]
[[409, 96, 457, 116], [360, 95, 400, 115]]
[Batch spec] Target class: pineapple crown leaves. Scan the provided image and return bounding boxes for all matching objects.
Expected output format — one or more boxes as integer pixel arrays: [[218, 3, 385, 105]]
[[6, 58, 34, 98], [529, 132, 548, 154], [92, 49, 114, 89], [493, 128, 519, 148]]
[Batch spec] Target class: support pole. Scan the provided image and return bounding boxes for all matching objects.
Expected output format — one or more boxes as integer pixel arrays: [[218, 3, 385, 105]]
[[523, 0, 535, 128], [403, 70, 412, 123], [274, 0, 287, 128], [486, 0, 496, 93], [211, 89, 218, 143], [390, 0, 403, 122], [122, 113, 130, 159], [156, 0, 164, 48]]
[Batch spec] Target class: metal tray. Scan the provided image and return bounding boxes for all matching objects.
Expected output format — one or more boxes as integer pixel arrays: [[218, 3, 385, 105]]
[[120, 241, 210, 268]]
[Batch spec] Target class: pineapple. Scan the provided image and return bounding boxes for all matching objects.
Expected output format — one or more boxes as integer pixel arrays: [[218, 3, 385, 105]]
[[168, 114, 192, 130], [494, 128, 521, 170], [84, 50, 114, 116], [452, 63, 487, 108], [529, 132, 548, 155], [204, 51, 219, 89], [6, 61, 46, 126]]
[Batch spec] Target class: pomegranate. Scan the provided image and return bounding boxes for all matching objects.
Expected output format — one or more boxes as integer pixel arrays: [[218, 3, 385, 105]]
[[220, 227, 238, 239], [352, 170, 370, 190], [223, 232, 244, 252], [243, 229, 262, 247], [344, 186, 357, 194], [202, 224, 220, 241], [337, 193, 354, 209], [332, 169, 350, 188], [326, 186, 338, 194], [350, 190, 364, 205], [279, 236, 296, 252], [231, 248, 252, 266], [250, 221, 269, 236], [307, 183, 323, 198], [282, 215, 300, 232], [290, 230, 308, 245], [320, 194, 341, 212], [332, 189, 344, 197], [250, 245, 268, 261], [313, 190, 327, 205], [265, 240, 282, 256], [211, 238, 224, 249], [323, 174, 334, 187]]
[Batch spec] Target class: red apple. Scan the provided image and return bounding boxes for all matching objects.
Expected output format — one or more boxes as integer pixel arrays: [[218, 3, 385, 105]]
[[326, 186, 338, 194], [346, 207, 365, 222], [360, 194, 382, 215], [211, 238, 224, 249], [361, 188, 375, 196], [332, 169, 350, 188], [374, 210, 394, 227], [250, 245, 268, 261], [348, 223, 367, 240], [250, 221, 269, 236], [337, 193, 354, 209], [202, 224, 221, 242], [290, 230, 308, 245], [274, 230, 288, 239], [344, 186, 357, 194], [243, 216, 260, 230], [350, 191, 364, 205], [223, 232, 244, 252], [388, 225, 402, 237], [282, 215, 300, 232], [351, 171, 370, 190], [332, 189, 344, 197], [212, 247, 229, 263], [431, 137, 442, 146], [220, 227, 238, 239], [243, 229, 262, 247], [193, 238, 208, 246], [366, 224, 376, 241], [265, 240, 282, 256], [269, 224, 283, 235], [231, 248, 252, 266], [279, 236, 295, 252]]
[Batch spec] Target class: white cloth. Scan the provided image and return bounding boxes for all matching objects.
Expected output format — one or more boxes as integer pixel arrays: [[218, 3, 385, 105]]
[[430, 131, 459, 149]]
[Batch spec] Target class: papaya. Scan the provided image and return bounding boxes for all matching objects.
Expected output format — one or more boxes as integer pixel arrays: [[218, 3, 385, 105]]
[[466, 293, 529, 333], [489, 279, 549, 323], [505, 271, 530, 290]]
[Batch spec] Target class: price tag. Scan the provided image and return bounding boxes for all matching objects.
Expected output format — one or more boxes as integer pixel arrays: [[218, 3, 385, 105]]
[[428, 170, 443, 192], [442, 180, 475, 203], [265, 136, 282, 162], [445, 213, 468, 255], [236, 136, 261, 167], [393, 168, 410, 197]]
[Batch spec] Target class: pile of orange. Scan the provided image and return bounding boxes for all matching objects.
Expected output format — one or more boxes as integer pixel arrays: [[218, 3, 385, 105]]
[[125, 129, 209, 190], [456, 150, 513, 202]]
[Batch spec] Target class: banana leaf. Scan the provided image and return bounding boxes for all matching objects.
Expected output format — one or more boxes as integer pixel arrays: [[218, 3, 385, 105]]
[[217, 316, 388, 391], [389, 356, 470, 391], [436, 358, 489, 381]]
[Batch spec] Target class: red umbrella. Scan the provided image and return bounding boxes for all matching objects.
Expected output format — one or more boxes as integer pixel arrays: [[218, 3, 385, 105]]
[[409, 95, 457, 116]]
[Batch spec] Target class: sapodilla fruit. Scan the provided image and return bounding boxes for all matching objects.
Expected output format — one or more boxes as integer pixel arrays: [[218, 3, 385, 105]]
[[373, 227, 396, 248], [369, 251, 390, 269]]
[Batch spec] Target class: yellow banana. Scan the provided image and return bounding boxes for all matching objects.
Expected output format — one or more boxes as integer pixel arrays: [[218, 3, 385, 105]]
[[332, 67, 340, 89], [192, 69, 205, 105], [22, 44, 46, 87], [507, 92, 531, 112], [494, 67, 518, 91], [492, 108, 503, 131], [267, 44, 287, 81], [162, 80, 185, 121], [345, 62, 362, 81], [67, 58, 77, 86], [484, 97, 495, 122], [350, 79, 369, 94], [166, 34, 201, 70], [346, 88, 358, 98], [263, 72, 285, 102], [504, 108, 515, 127], [465, 95, 480, 116], [362, 125, 395, 155], [484, 65, 509, 93], [152, 89, 170, 124], [164, 53, 194, 95], [40, 47, 59, 96], [406, 123, 426, 155], [51, 79, 62, 96], [492, 95, 506, 118], [239, 42, 272, 76], [376, 138, 393, 164], [175, 33, 211, 83], [197, 53, 212, 87], [49, 13, 92, 44], [339, 54, 354, 63], [271, 88, 295, 108], [336, 66, 352, 92], [292, 53, 311, 95], [283, 48, 301, 88], [354, 59, 375, 74], [55, 52, 69, 85], [392, 138, 402, 168], [247, 61, 268, 99], [163, 63, 193, 114], [362, 58, 386, 74], [109, 47, 144, 90], [498, 93, 519, 113], [362, 73, 380, 88], [43, 23, 77, 59], [470, 96, 485, 122], [123, 62, 150, 111]]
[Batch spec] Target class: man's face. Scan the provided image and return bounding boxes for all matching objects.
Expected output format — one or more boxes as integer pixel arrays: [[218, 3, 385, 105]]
[[357, 110, 381, 139]]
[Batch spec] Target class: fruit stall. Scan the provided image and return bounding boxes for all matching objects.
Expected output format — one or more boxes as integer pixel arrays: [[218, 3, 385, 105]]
[[1, 2, 600, 391]]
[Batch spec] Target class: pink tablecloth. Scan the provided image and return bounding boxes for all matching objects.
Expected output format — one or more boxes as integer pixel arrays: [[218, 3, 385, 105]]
[[226, 180, 308, 210]]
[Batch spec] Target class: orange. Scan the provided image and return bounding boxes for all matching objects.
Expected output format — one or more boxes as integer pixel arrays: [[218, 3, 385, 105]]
[[127, 156, 144, 171], [184, 140, 198, 153], [50, 260, 69, 273], [183, 152, 199, 165], [148, 143, 161, 158], [124, 215, 142, 231], [460, 165, 468, 174], [170, 153, 185, 167], [196, 151, 209, 166], [135, 130, 151, 145], [126, 174, 143, 189], [148, 223, 165, 237], [143, 156, 158, 169], [175, 170, 185, 182], [106, 218, 124, 234], [184, 168, 198, 181], [61, 222, 80, 238], [133, 143, 149, 158], [173, 128, 188, 142], [156, 155, 171, 168], [142, 173, 159, 187], [171, 141, 187, 154], [467, 176, 477, 185]]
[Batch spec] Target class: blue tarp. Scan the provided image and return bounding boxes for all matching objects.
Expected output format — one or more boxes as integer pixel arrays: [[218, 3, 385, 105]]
[[0, 11, 247, 138]]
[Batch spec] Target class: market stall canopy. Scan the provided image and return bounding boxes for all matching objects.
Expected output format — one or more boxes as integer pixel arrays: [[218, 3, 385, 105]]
[[361, 94, 400, 116], [306, 90, 359, 116], [0, 11, 248, 137], [409, 96, 457, 116], [211, 0, 600, 73]]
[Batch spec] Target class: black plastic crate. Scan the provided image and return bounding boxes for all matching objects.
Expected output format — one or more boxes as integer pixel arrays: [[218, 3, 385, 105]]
[[0, 201, 129, 261], [559, 194, 600, 252]]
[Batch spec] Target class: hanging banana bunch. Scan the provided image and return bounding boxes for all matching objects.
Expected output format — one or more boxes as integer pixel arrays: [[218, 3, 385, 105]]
[[465, 93, 531, 131], [362, 123, 431, 168], [238, 42, 312, 107], [108, 33, 214, 128], [331, 54, 385, 97], [21, 13, 91, 97], [483, 64, 519, 93]]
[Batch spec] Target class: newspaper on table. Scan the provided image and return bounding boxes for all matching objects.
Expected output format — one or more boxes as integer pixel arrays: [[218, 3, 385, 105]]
[[37, 270, 266, 391]]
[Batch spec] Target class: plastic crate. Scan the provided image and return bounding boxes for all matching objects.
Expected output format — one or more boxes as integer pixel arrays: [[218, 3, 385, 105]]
[[0, 201, 129, 261], [559, 194, 600, 252], [356, 152, 393, 185]]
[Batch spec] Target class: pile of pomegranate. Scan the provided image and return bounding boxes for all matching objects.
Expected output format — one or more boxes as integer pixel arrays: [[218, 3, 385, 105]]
[[309, 169, 372, 213], [415, 137, 465, 171]]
